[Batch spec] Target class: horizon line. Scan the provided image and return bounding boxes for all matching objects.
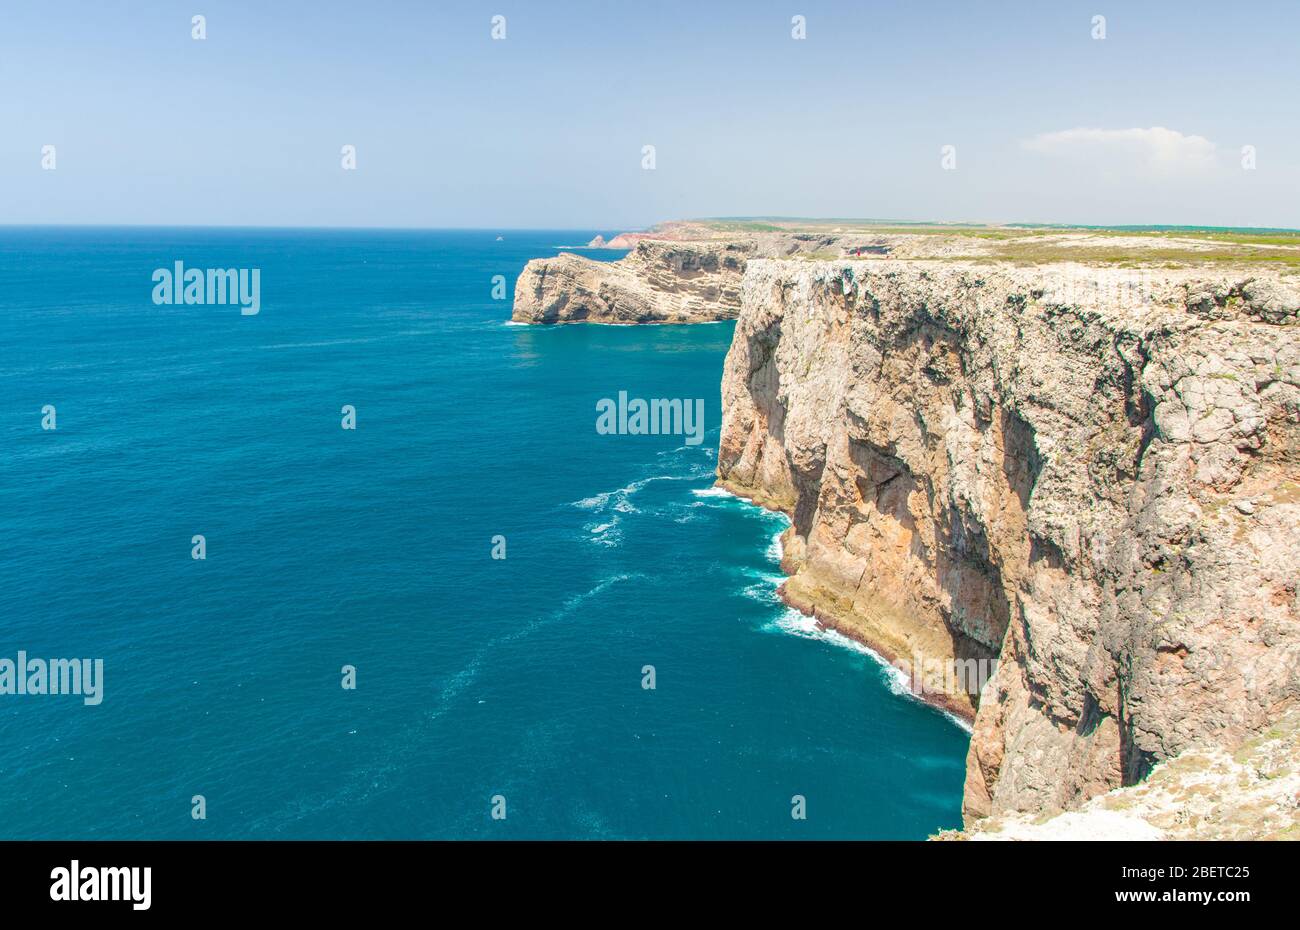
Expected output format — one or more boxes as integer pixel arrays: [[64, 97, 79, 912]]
[[2, 219, 1298, 234]]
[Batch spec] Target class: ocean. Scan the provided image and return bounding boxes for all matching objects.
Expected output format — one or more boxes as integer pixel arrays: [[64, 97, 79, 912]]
[[0, 227, 968, 839]]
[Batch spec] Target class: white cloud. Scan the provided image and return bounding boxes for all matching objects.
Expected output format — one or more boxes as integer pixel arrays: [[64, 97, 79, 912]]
[[1022, 127, 1218, 174]]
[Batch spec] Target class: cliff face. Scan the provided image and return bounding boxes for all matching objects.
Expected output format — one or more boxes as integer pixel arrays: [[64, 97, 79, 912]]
[[716, 259, 1300, 823], [950, 708, 1300, 840], [511, 240, 751, 324]]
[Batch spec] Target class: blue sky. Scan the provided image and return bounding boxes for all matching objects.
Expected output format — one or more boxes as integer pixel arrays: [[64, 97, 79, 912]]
[[2, 0, 1297, 229]]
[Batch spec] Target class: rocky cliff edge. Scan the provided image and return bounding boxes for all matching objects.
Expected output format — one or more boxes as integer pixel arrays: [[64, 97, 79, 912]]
[[511, 239, 751, 324], [716, 259, 1300, 826]]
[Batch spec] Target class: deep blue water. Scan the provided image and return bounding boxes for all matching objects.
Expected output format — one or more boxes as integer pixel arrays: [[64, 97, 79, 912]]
[[0, 227, 968, 839]]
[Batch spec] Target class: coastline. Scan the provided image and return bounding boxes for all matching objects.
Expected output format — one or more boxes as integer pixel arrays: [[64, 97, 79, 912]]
[[714, 475, 978, 727], [515, 220, 1300, 830]]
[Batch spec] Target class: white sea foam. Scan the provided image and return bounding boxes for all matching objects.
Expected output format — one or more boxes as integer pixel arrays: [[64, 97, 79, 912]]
[[657, 442, 717, 458], [583, 518, 622, 547], [880, 659, 915, 697], [765, 528, 785, 562], [768, 608, 878, 656], [587, 520, 621, 541], [570, 473, 710, 514], [670, 505, 704, 524], [740, 572, 785, 604], [573, 491, 612, 510], [938, 707, 974, 732], [763, 608, 972, 731]]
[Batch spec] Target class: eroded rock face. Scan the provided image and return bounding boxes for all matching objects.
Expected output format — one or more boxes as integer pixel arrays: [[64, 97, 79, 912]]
[[951, 709, 1300, 840], [716, 259, 1300, 825], [511, 240, 752, 324]]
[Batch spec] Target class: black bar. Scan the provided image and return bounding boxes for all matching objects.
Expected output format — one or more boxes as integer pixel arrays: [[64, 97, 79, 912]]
[[0, 840, 1282, 916]]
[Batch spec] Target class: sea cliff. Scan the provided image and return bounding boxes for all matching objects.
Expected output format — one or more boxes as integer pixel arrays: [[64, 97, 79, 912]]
[[513, 221, 1300, 831], [716, 259, 1299, 824], [511, 239, 750, 324], [510, 220, 867, 324]]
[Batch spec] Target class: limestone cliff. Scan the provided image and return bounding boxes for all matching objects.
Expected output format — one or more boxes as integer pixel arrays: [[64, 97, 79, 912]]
[[946, 708, 1300, 840], [511, 239, 751, 324], [716, 259, 1300, 825], [510, 222, 886, 324]]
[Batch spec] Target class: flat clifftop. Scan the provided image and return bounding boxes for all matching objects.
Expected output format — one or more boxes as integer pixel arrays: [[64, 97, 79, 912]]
[[581, 218, 1300, 265], [717, 258, 1300, 827], [512, 220, 1300, 326]]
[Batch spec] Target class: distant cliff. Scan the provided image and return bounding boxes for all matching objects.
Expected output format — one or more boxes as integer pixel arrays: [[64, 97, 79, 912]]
[[511, 240, 751, 324], [716, 259, 1300, 825], [509, 221, 880, 324]]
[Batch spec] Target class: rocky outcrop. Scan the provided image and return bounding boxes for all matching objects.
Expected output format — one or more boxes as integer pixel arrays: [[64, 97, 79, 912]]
[[511, 224, 902, 325], [947, 708, 1300, 840], [716, 259, 1300, 826], [605, 232, 661, 249], [511, 239, 751, 324]]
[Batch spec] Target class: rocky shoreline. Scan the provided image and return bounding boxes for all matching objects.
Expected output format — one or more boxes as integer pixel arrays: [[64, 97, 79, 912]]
[[714, 474, 981, 725], [512, 220, 1300, 834], [717, 256, 1299, 825]]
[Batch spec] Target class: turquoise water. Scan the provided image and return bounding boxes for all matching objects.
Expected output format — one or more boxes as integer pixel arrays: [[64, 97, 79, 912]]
[[0, 228, 968, 839]]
